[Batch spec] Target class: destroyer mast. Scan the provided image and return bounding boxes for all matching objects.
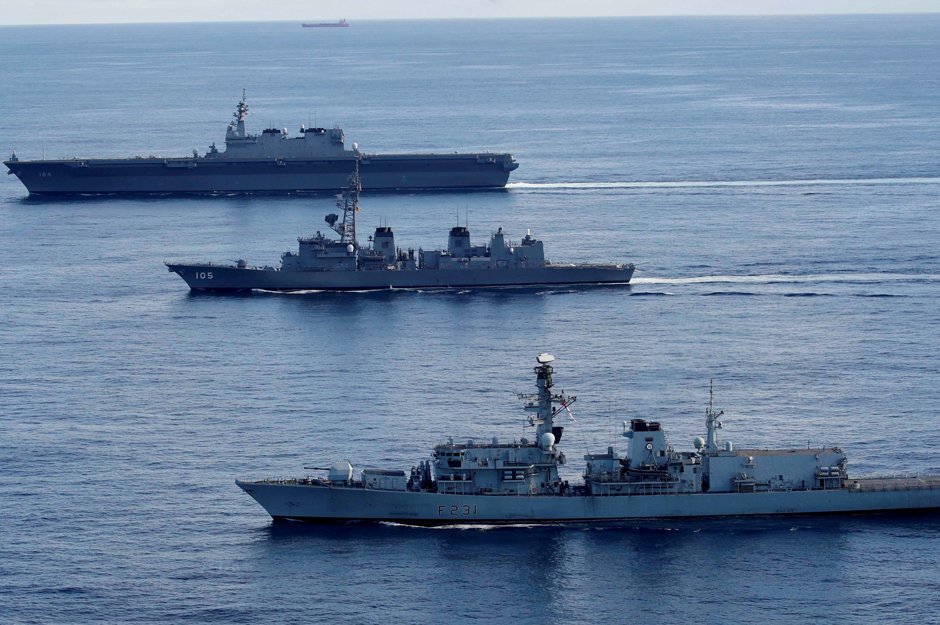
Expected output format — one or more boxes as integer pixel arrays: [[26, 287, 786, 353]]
[[324, 158, 360, 247]]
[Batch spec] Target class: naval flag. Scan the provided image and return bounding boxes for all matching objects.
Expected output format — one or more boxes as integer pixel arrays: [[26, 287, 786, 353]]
[[560, 399, 576, 422]]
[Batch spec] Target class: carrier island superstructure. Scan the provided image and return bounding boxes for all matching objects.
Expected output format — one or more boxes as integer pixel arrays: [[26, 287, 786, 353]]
[[236, 355, 940, 525], [165, 162, 633, 291], [4, 92, 518, 195]]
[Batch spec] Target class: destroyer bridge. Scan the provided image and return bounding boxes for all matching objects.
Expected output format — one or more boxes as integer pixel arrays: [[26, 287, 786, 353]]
[[234, 354, 940, 525], [4, 91, 518, 196]]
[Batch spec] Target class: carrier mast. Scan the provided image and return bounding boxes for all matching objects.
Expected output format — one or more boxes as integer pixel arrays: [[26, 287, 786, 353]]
[[231, 90, 250, 138]]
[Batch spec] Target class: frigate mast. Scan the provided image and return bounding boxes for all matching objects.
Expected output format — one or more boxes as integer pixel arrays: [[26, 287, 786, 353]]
[[519, 354, 577, 442], [705, 379, 724, 453]]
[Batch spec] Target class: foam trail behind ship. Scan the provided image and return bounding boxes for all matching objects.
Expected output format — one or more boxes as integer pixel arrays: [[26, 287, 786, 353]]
[[508, 177, 940, 191], [631, 273, 940, 286]]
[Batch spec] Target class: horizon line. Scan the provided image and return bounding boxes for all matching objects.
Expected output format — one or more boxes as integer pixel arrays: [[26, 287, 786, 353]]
[[2, 12, 940, 28]]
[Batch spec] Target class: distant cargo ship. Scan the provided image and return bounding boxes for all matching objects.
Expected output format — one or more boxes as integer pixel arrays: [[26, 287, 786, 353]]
[[302, 19, 348, 28], [3, 91, 519, 196]]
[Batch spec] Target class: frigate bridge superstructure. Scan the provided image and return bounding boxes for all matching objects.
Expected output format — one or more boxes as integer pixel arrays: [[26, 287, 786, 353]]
[[165, 161, 634, 291], [235, 355, 940, 525], [4, 91, 518, 195]]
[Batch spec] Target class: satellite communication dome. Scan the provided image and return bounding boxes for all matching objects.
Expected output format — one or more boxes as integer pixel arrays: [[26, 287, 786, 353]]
[[693, 437, 705, 449], [346, 244, 354, 253], [540, 432, 556, 450]]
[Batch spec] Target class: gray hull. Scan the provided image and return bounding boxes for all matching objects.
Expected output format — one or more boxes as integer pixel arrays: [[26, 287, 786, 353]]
[[236, 478, 940, 525], [166, 263, 635, 291], [3, 153, 516, 195]]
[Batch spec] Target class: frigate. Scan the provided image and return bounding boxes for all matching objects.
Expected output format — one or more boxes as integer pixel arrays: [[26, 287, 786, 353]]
[[165, 162, 634, 291], [236, 354, 940, 525], [3, 91, 517, 196]]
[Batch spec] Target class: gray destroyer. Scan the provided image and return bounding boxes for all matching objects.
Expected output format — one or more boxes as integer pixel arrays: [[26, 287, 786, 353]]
[[237, 354, 940, 525], [166, 163, 634, 291], [4, 92, 518, 195]]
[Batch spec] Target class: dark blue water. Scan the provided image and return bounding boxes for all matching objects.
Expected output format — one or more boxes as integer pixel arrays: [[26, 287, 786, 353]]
[[2, 16, 940, 624]]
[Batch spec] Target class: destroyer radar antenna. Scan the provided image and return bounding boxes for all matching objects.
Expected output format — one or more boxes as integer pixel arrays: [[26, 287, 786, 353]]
[[327, 157, 361, 245]]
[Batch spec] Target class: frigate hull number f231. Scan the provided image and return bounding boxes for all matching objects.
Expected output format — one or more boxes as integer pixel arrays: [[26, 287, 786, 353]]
[[439, 504, 478, 516]]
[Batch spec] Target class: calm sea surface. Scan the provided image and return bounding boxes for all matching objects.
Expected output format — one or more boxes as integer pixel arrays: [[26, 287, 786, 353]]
[[2, 16, 940, 624]]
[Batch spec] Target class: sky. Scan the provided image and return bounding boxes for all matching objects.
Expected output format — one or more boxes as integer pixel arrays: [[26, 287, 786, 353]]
[[0, 0, 938, 26]]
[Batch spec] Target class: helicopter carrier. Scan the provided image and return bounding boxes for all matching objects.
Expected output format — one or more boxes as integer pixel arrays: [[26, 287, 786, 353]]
[[3, 92, 518, 196], [236, 354, 940, 525], [165, 162, 633, 291]]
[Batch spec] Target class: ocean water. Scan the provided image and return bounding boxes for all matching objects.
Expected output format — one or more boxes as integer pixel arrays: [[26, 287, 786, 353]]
[[2, 15, 940, 624]]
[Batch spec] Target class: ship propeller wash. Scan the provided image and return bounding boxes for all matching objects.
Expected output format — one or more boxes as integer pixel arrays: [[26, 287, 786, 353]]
[[165, 161, 634, 291], [236, 355, 940, 525]]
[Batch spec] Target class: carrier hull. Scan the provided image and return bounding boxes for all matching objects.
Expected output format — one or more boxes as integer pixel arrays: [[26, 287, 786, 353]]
[[166, 263, 635, 291], [3, 153, 517, 196], [236, 478, 940, 526]]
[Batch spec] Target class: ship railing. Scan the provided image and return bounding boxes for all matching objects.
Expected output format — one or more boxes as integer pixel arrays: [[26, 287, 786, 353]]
[[170, 261, 229, 268], [247, 476, 366, 488], [845, 474, 940, 492]]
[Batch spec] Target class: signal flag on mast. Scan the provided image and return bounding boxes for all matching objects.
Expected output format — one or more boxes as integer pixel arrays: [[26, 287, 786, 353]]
[[560, 399, 576, 422]]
